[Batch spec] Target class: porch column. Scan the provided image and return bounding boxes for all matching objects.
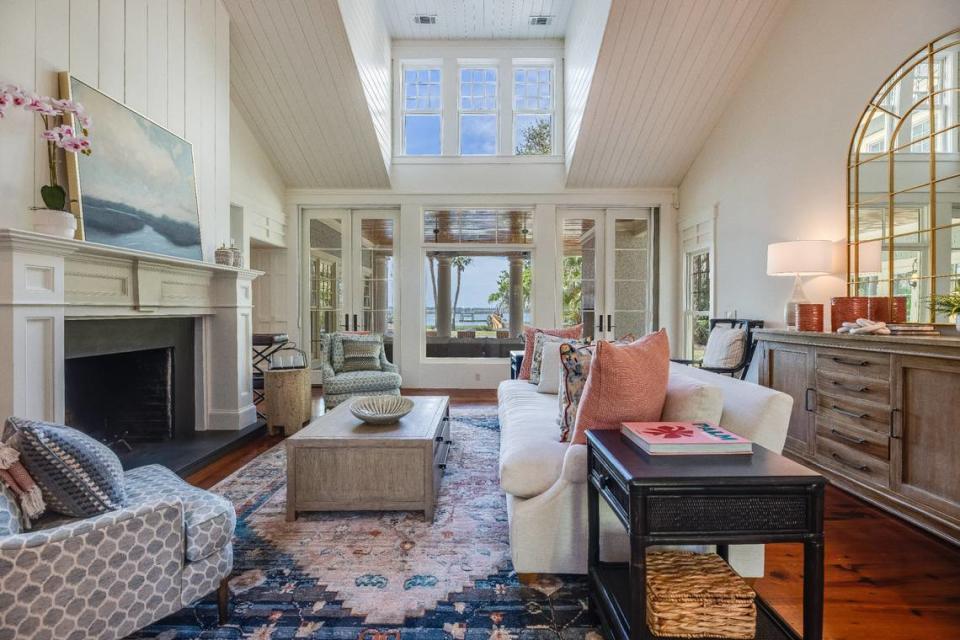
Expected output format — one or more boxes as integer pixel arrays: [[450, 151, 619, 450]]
[[435, 255, 453, 337], [509, 254, 525, 337]]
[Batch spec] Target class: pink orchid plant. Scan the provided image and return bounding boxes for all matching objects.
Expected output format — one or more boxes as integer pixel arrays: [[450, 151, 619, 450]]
[[0, 83, 92, 211]]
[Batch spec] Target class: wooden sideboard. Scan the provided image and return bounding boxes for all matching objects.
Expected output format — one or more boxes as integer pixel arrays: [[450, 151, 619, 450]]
[[755, 329, 960, 546]]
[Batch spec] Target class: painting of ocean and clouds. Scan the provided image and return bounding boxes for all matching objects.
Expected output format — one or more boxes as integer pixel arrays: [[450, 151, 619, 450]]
[[70, 77, 203, 261]]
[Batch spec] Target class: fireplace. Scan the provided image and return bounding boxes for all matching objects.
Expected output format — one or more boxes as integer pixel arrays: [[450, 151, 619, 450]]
[[64, 318, 196, 465], [66, 347, 175, 446]]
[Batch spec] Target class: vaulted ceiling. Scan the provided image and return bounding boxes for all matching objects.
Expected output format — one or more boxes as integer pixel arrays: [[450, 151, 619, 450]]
[[225, 0, 391, 189], [226, 0, 789, 190], [565, 0, 790, 188], [380, 0, 574, 40]]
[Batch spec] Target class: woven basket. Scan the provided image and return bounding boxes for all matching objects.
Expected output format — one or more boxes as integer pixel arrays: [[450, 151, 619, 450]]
[[646, 551, 756, 639]]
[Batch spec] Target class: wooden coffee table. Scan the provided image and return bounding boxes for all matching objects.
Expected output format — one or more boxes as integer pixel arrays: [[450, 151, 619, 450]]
[[285, 396, 451, 522]]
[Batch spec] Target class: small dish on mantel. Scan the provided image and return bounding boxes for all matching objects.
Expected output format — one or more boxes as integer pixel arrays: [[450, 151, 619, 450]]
[[350, 395, 414, 425]]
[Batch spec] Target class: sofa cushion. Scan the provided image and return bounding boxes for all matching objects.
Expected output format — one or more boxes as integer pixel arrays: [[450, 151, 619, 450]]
[[537, 341, 564, 394], [702, 326, 746, 369], [324, 370, 402, 395], [5, 417, 126, 518], [572, 331, 670, 444], [530, 333, 574, 385], [518, 325, 582, 379], [497, 381, 569, 498], [662, 374, 724, 423], [558, 342, 595, 442], [125, 464, 235, 561]]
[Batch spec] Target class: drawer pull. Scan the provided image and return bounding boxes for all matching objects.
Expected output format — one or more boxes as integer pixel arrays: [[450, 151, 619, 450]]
[[831, 452, 870, 472], [831, 380, 869, 393], [832, 405, 869, 420], [831, 429, 867, 445], [831, 356, 870, 367]]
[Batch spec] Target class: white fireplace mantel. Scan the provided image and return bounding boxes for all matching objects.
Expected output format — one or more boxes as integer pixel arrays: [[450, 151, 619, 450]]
[[0, 228, 263, 431]]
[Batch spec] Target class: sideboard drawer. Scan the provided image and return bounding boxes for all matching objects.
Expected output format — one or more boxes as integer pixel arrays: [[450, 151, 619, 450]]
[[816, 418, 889, 460], [815, 435, 890, 488], [817, 393, 891, 435], [816, 369, 890, 407], [816, 348, 890, 381]]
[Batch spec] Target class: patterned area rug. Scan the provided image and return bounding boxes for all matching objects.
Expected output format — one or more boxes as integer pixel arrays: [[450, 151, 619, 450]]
[[131, 406, 598, 639]]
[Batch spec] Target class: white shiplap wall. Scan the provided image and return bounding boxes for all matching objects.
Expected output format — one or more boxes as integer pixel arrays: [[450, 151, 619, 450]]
[[566, 0, 790, 189], [0, 0, 231, 259], [563, 0, 612, 171], [338, 0, 392, 170]]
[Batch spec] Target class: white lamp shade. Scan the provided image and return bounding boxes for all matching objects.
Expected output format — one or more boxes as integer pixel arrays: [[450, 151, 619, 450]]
[[767, 240, 833, 276]]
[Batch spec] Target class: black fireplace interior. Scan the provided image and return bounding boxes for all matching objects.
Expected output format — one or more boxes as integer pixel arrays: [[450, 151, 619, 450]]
[[64, 317, 264, 475]]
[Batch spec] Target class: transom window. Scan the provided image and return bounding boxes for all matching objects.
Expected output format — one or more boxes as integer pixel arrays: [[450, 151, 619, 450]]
[[459, 67, 498, 155], [402, 66, 442, 155], [513, 66, 553, 155]]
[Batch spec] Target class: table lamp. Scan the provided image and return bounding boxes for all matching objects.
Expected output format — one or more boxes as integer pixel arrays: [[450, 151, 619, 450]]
[[767, 240, 833, 329]]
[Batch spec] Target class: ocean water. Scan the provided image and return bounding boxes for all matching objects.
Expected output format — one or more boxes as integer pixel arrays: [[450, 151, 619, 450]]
[[85, 224, 203, 261]]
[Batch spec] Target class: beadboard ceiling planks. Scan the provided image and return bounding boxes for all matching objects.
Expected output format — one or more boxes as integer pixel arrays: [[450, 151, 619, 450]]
[[565, 0, 789, 188], [224, 0, 391, 188], [380, 0, 574, 40]]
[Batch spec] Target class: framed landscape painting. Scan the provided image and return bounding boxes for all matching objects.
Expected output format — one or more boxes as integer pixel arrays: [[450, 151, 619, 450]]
[[61, 73, 203, 261]]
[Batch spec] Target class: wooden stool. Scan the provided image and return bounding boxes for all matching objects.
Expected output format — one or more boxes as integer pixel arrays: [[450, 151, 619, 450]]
[[264, 367, 312, 435]]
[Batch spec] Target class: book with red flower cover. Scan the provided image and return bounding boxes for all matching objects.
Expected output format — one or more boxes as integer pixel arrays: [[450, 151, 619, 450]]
[[620, 422, 753, 455]]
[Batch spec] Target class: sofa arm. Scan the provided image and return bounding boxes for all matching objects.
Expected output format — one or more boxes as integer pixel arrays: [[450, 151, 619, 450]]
[[560, 443, 588, 484], [382, 361, 399, 374], [321, 362, 336, 384], [0, 498, 186, 638]]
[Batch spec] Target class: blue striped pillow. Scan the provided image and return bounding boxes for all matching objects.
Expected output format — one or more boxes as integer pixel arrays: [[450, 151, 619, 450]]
[[5, 417, 126, 518]]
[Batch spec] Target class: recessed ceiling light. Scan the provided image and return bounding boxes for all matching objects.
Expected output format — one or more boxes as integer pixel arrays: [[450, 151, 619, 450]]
[[413, 14, 438, 25], [529, 15, 554, 26]]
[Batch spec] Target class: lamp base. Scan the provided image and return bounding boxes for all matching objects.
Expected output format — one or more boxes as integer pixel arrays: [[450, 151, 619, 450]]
[[784, 274, 810, 330]]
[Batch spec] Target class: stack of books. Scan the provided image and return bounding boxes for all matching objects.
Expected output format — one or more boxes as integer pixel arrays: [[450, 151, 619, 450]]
[[886, 324, 941, 336], [621, 421, 753, 455]]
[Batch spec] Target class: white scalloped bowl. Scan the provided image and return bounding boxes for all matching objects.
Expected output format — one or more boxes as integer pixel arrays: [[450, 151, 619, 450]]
[[349, 395, 414, 424]]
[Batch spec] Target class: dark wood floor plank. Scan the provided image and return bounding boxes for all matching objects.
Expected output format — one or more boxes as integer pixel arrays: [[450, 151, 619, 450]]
[[188, 388, 960, 638]]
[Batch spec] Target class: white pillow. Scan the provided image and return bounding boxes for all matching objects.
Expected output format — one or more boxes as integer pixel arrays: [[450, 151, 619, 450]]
[[661, 374, 724, 423], [537, 342, 563, 394], [702, 326, 746, 369]]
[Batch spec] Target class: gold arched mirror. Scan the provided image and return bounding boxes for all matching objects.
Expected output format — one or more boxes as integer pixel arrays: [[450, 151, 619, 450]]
[[848, 28, 960, 324]]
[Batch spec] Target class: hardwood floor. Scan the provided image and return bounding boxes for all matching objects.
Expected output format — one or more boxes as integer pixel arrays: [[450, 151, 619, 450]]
[[187, 388, 960, 638]]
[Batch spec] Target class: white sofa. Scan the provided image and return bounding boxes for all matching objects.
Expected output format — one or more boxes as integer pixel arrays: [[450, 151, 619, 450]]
[[497, 362, 793, 576]]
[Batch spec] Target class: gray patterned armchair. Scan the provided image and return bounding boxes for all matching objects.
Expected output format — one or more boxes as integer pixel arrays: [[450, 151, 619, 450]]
[[0, 464, 234, 639], [318, 332, 401, 408]]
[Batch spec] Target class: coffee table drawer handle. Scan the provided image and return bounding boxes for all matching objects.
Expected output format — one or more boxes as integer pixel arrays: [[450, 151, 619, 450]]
[[436, 440, 451, 470]]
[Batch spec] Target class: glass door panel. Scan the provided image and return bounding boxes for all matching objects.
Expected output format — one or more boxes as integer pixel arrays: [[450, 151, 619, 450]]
[[558, 212, 603, 341], [303, 210, 351, 381], [605, 211, 652, 340], [353, 212, 398, 362]]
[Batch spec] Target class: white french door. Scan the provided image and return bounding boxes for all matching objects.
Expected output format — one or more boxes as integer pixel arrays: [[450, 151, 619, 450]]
[[557, 208, 655, 341], [301, 208, 399, 384]]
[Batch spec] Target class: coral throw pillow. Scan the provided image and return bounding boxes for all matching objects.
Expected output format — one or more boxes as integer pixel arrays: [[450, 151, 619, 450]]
[[518, 324, 582, 380], [571, 330, 670, 445]]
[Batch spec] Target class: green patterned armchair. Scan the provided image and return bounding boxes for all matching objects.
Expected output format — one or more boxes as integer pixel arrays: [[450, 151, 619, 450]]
[[318, 333, 401, 408]]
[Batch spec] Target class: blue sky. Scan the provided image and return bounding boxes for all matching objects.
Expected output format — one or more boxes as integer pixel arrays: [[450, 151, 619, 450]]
[[425, 256, 509, 307]]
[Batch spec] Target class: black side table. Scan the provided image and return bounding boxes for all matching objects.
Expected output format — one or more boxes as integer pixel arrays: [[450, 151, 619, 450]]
[[587, 430, 826, 640], [509, 350, 524, 380]]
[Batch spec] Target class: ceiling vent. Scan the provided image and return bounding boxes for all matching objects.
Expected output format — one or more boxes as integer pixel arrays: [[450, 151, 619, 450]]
[[413, 14, 438, 25], [529, 15, 554, 26]]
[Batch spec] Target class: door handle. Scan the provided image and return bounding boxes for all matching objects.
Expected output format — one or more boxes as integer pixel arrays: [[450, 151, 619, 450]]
[[832, 405, 869, 420], [598, 315, 604, 333], [890, 408, 902, 439], [344, 313, 350, 331], [804, 387, 815, 412], [352, 314, 358, 331], [607, 314, 613, 332]]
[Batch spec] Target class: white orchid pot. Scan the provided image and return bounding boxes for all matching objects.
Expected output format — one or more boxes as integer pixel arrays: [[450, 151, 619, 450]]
[[32, 209, 77, 239]]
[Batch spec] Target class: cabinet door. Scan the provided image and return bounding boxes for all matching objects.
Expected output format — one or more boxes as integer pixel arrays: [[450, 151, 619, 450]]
[[758, 341, 815, 456], [891, 355, 960, 522]]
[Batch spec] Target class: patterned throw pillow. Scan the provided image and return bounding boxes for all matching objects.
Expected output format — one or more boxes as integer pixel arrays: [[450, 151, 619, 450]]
[[337, 334, 383, 372], [529, 332, 575, 385], [518, 324, 582, 380], [558, 342, 595, 442], [0, 483, 22, 535], [5, 417, 126, 518]]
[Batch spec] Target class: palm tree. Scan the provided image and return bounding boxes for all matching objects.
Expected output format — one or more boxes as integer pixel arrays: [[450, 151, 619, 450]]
[[450, 256, 472, 331]]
